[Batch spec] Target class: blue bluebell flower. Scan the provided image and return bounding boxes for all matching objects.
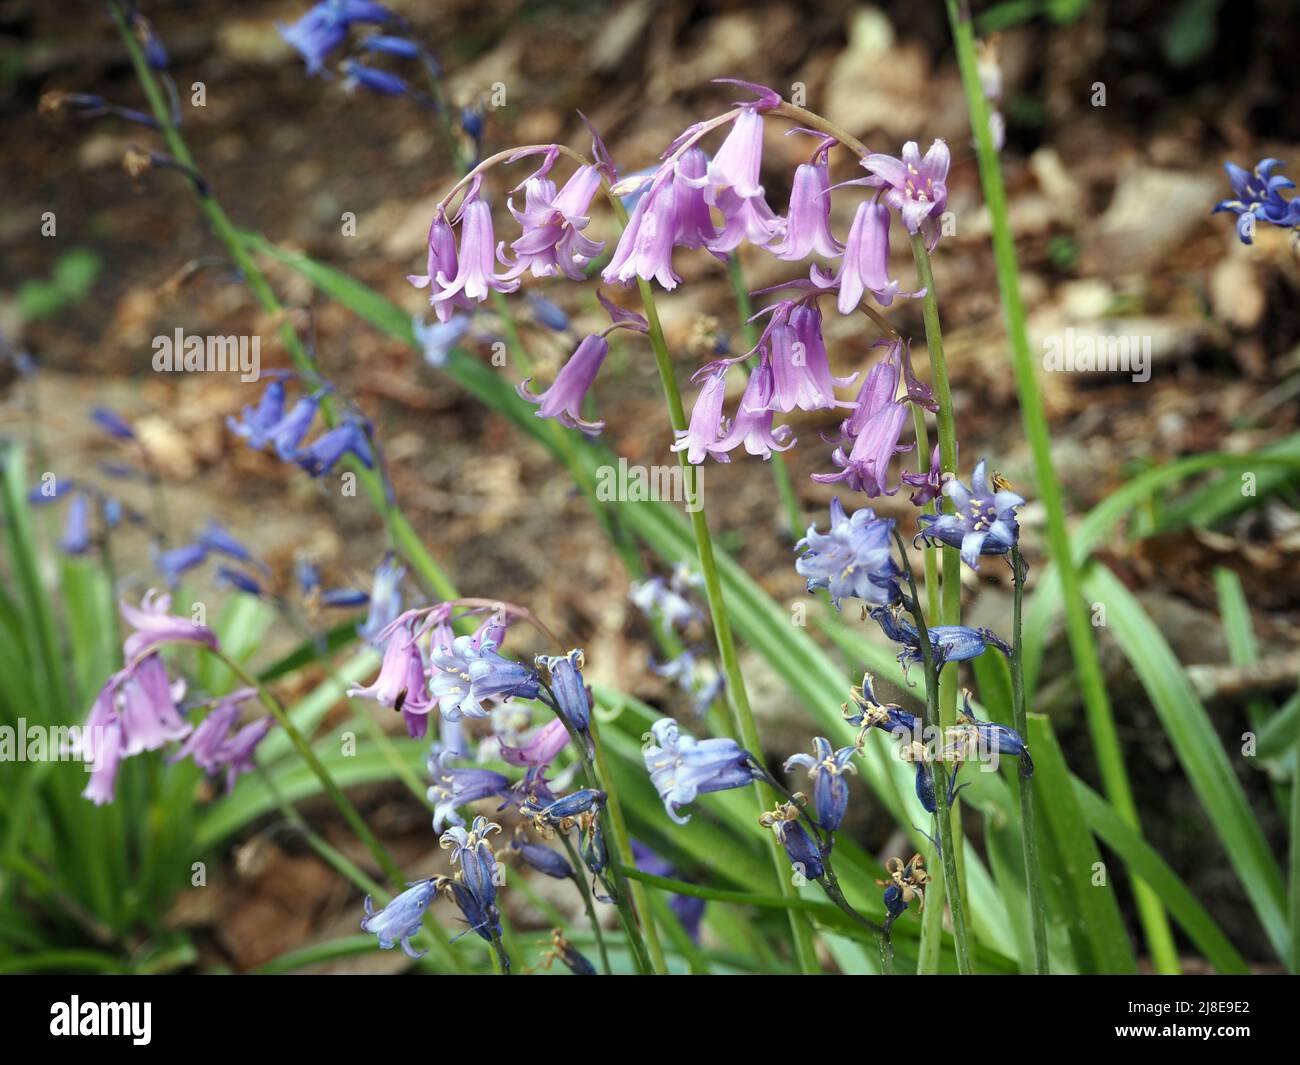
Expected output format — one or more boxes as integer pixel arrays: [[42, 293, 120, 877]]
[[946, 689, 1034, 778], [341, 58, 411, 97], [843, 672, 921, 739], [295, 556, 321, 593], [538, 649, 591, 735], [228, 379, 287, 449], [509, 838, 574, 880], [540, 930, 596, 975], [357, 33, 421, 59], [1213, 158, 1300, 243], [154, 542, 208, 587], [525, 788, 606, 829], [295, 421, 373, 476], [321, 587, 369, 607], [91, 406, 135, 440], [197, 520, 255, 564], [426, 749, 511, 833], [527, 292, 571, 332], [279, 0, 396, 76], [795, 498, 901, 609], [758, 803, 825, 881], [130, 12, 169, 70], [357, 557, 404, 643], [360, 877, 437, 958], [784, 737, 858, 832], [101, 496, 123, 529], [643, 718, 759, 824], [440, 876, 501, 944], [269, 395, 321, 460], [917, 460, 1023, 570], [870, 606, 1011, 681], [439, 816, 501, 913], [59, 492, 91, 555], [216, 566, 262, 596], [413, 313, 471, 368], [901, 740, 964, 815]]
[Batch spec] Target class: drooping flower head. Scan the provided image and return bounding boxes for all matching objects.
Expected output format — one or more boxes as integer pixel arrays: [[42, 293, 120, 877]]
[[916, 459, 1024, 570], [517, 334, 609, 436], [870, 606, 1011, 681], [537, 649, 592, 735], [784, 737, 858, 832], [945, 689, 1034, 778], [773, 143, 842, 261], [643, 718, 759, 824], [758, 801, 825, 881], [500, 164, 605, 280], [794, 498, 900, 609], [360, 878, 438, 959], [426, 748, 512, 833], [671, 367, 733, 465]]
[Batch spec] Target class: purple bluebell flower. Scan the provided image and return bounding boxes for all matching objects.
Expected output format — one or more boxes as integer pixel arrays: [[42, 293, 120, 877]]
[[784, 737, 858, 832], [197, 520, 254, 563], [603, 171, 680, 289], [426, 749, 511, 832], [430, 636, 539, 720], [758, 803, 825, 880], [349, 625, 432, 733], [501, 165, 605, 281], [59, 492, 91, 555], [361, 878, 437, 959], [716, 355, 794, 459], [228, 379, 287, 449], [131, 12, 169, 70], [1213, 159, 1300, 243], [916, 459, 1024, 570], [670, 148, 720, 249], [813, 201, 915, 313], [91, 406, 134, 440], [643, 718, 759, 824], [773, 150, 842, 261], [295, 557, 321, 594], [794, 498, 900, 609], [862, 139, 950, 251], [901, 444, 944, 506], [499, 717, 569, 767], [408, 211, 471, 323], [700, 109, 785, 252], [170, 693, 246, 774], [215, 717, 274, 791], [268, 395, 321, 460], [120, 590, 218, 658], [538, 649, 591, 735], [115, 654, 192, 756], [357, 33, 421, 59], [671, 367, 732, 464], [295, 421, 373, 476], [510, 838, 573, 879], [341, 58, 410, 96], [517, 334, 609, 436], [433, 197, 520, 304], [869, 606, 1011, 680], [217, 566, 262, 596], [813, 396, 910, 497]]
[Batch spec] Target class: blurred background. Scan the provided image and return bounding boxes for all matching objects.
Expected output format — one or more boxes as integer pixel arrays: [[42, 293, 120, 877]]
[[1, 0, 1298, 970]]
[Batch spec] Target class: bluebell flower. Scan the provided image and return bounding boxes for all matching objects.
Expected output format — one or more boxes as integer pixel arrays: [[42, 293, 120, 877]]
[[946, 689, 1034, 778], [538, 649, 591, 735], [540, 930, 597, 975], [357, 557, 404, 643], [101, 496, 123, 529], [439, 816, 501, 913], [413, 313, 470, 368], [917, 460, 1023, 570], [154, 542, 208, 587], [525, 788, 606, 829], [870, 606, 1011, 681], [216, 566, 262, 596], [426, 749, 511, 832], [59, 493, 91, 555], [279, 0, 395, 76], [509, 838, 574, 880], [643, 718, 759, 824], [628, 575, 701, 632], [197, 520, 255, 563], [900, 740, 963, 815], [843, 673, 920, 740], [341, 58, 411, 97], [268, 395, 321, 460], [295, 421, 373, 476], [440, 876, 501, 945], [321, 587, 369, 607], [357, 33, 421, 59], [228, 379, 287, 449], [91, 406, 134, 440], [758, 803, 825, 881], [527, 292, 571, 332], [795, 498, 901, 609], [360, 878, 437, 958], [130, 12, 169, 70], [295, 556, 321, 593], [580, 816, 608, 877], [1213, 158, 1300, 243], [431, 636, 540, 720], [784, 737, 858, 832]]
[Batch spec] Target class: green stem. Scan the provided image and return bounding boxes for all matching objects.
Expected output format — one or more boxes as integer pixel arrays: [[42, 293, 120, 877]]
[[1011, 546, 1049, 973], [946, 0, 1179, 974], [1290, 675, 1300, 974], [893, 530, 973, 973], [559, 833, 612, 975], [630, 271, 821, 975]]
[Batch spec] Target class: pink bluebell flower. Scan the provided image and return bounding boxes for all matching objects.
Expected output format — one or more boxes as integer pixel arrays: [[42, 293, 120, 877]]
[[862, 139, 950, 251], [813, 201, 915, 313], [348, 624, 433, 734], [698, 109, 785, 252], [120, 590, 217, 659], [716, 355, 794, 458], [517, 334, 609, 436], [671, 368, 732, 464], [432, 196, 520, 304], [500, 164, 605, 280], [407, 211, 471, 322], [772, 149, 842, 261], [499, 716, 570, 767]]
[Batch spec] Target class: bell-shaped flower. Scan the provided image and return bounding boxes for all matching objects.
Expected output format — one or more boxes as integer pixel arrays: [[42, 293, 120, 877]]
[[360, 878, 438, 959], [784, 737, 858, 832], [795, 498, 900, 609], [432, 197, 521, 304], [643, 718, 759, 824], [917, 459, 1024, 570], [517, 334, 609, 436]]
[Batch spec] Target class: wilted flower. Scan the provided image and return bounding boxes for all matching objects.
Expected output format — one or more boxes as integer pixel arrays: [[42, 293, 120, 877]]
[[795, 498, 900, 609], [877, 853, 929, 927], [945, 689, 1034, 778], [510, 838, 574, 880], [758, 802, 825, 880], [917, 459, 1023, 570], [870, 606, 1011, 681], [643, 718, 759, 824]]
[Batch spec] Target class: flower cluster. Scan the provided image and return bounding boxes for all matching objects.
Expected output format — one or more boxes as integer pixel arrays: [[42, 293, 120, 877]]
[[1213, 158, 1300, 244], [228, 376, 373, 479]]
